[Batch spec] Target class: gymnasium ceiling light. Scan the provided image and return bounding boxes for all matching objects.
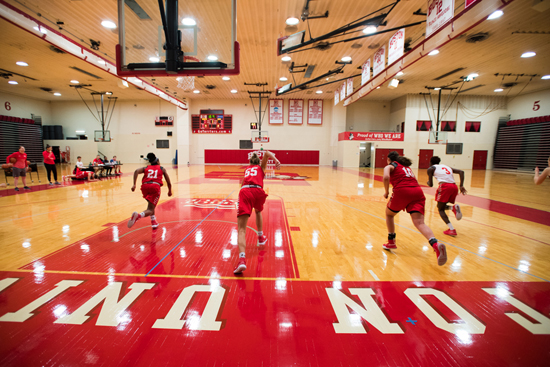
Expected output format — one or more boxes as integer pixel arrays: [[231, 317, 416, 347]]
[[542, 75, 550, 80], [363, 26, 377, 34], [230, 89, 238, 93], [282, 56, 292, 62], [16, 61, 28, 66], [521, 51, 536, 58], [494, 88, 503, 92], [434, 87, 441, 90], [396, 71, 404, 76], [487, 10, 503, 20], [54, 92, 61, 96], [316, 90, 323, 94], [286, 17, 300, 26], [279, 77, 288, 81], [428, 50, 439, 56], [101, 20, 116, 29], [193, 90, 200, 94], [465, 73, 479, 81], [181, 18, 196, 26], [149, 56, 160, 62], [207, 55, 218, 61], [8, 81, 18, 85], [341, 56, 352, 62], [70, 80, 79, 84], [222, 76, 230, 80]]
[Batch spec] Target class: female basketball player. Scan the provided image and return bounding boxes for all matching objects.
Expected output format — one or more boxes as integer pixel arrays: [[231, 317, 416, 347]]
[[427, 156, 467, 236], [63, 167, 98, 182], [383, 151, 447, 266], [534, 157, 550, 185], [234, 150, 280, 274], [127, 153, 172, 229]]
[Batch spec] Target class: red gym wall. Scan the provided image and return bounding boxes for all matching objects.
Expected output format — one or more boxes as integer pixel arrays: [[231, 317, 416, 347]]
[[204, 150, 320, 165]]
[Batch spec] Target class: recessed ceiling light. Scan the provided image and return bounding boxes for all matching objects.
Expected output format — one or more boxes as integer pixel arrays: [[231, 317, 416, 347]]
[[279, 77, 288, 81], [396, 71, 404, 76], [363, 26, 377, 34], [106, 92, 112, 95], [428, 50, 439, 56], [487, 10, 503, 20], [521, 51, 536, 58], [149, 56, 160, 62], [222, 76, 230, 81], [207, 55, 218, 61], [341, 56, 352, 62], [281, 56, 291, 62], [8, 81, 18, 85], [376, 86, 380, 89], [434, 87, 441, 90], [494, 88, 503, 92], [231, 89, 238, 94], [54, 93, 61, 96], [193, 90, 200, 94], [16, 61, 28, 66], [286, 17, 299, 26], [181, 18, 196, 26], [101, 20, 117, 29], [468, 73, 479, 79], [70, 80, 79, 84], [542, 75, 550, 80], [316, 90, 323, 94]]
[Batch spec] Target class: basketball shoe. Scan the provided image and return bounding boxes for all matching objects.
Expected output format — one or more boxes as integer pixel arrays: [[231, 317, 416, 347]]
[[258, 235, 267, 245], [452, 204, 462, 220], [432, 242, 447, 266], [443, 229, 457, 236], [383, 240, 397, 250], [151, 219, 159, 229], [234, 258, 247, 274], [127, 212, 140, 228]]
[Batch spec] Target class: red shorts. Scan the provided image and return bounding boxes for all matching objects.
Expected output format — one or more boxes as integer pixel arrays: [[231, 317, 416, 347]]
[[388, 186, 426, 215], [436, 183, 458, 204], [141, 183, 161, 206], [237, 188, 268, 217], [75, 173, 87, 180]]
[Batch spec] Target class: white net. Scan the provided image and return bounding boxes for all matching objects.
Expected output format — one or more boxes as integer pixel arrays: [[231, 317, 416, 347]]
[[176, 56, 200, 91]]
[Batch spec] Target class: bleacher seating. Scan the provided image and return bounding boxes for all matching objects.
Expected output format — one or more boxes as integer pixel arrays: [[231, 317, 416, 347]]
[[0, 115, 35, 124], [506, 115, 550, 126]]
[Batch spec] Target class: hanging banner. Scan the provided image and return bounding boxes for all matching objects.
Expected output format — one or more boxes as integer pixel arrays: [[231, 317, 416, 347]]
[[361, 59, 371, 86], [334, 90, 340, 105], [340, 82, 346, 101], [269, 99, 284, 124], [388, 28, 405, 65], [464, 0, 480, 9], [338, 132, 404, 141], [288, 99, 304, 125], [346, 78, 353, 97], [373, 46, 386, 77], [308, 100, 323, 125], [426, 0, 455, 37]]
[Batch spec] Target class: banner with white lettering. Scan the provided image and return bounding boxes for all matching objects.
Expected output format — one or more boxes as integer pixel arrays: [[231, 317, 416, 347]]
[[288, 99, 303, 125], [338, 131, 405, 141], [361, 59, 371, 86], [308, 100, 323, 125], [373, 46, 386, 77], [388, 29, 405, 65], [269, 99, 284, 124], [346, 78, 353, 97], [340, 82, 346, 101], [334, 90, 340, 105], [426, 0, 455, 37]]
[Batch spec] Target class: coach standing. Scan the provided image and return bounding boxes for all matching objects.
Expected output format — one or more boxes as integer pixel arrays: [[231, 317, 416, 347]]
[[6, 146, 30, 191], [43, 145, 60, 185]]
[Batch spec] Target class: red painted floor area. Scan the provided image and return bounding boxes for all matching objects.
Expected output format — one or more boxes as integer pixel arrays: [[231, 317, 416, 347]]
[[0, 273, 548, 366], [20, 198, 299, 279]]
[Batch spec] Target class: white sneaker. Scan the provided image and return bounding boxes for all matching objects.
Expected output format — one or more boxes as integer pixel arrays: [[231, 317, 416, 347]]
[[452, 204, 462, 220], [127, 212, 140, 228]]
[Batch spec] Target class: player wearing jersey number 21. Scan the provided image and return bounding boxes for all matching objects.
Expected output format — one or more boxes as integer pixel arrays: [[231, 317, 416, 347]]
[[234, 150, 280, 274], [127, 153, 172, 229], [383, 151, 447, 266]]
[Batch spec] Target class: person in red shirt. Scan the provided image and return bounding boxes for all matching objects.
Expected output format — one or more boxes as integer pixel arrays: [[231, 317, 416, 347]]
[[92, 154, 105, 177], [383, 151, 447, 266], [43, 145, 60, 185], [234, 150, 280, 274], [63, 166, 98, 182], [6, 146, 30, 191], [127, 153, 172, 229]]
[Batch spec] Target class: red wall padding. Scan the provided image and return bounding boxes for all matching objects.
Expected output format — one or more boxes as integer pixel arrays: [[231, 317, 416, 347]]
[[204, 150, 320, 165]]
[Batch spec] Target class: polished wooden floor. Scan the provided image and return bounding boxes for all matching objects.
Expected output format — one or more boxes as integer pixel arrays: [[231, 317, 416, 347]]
[[1, 163, 549, 282]]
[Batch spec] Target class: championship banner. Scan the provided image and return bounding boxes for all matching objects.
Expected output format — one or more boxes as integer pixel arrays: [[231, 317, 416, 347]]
[[269, 99, 284, 124], [338, 131, 404, 141], [361, 59, 371, 86], [307, 100, 323, 125], [339, 82, 346, 101], [334, 90, 340, 105], [346, 78, 353, 97], [373, 46, 386, 77], [288, 99, 304, 125], [426, 0, 455, 37], [388, 29, 405, 65]]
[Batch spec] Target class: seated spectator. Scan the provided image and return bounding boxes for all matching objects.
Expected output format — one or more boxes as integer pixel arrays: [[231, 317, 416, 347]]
[[103, 155, 113, 175], [92, 154, 105, 177], [75, 156, 84, 169], [110, 155, 121, 175]]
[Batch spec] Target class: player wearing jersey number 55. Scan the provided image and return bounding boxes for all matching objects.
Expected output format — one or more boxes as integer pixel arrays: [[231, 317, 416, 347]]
[[383, 151, 447, 266], [127, 153, 172, 229], [427, 156, 467, 236], [234, 150, 281, 274]]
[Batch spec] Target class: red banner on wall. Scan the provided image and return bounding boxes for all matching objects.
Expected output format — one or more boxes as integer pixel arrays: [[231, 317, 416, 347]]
[[338, 132, 404, 141]]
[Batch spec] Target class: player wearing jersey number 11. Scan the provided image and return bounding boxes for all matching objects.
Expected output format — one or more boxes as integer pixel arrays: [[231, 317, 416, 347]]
[[233, 150, 281, 274], [382, 151, 447, 266], [127, 153, 172, 229]]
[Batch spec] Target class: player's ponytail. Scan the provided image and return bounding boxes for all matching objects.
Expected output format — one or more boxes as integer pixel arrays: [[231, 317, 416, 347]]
[[250, 153, 260, 165], [388, 151, 413, 167]]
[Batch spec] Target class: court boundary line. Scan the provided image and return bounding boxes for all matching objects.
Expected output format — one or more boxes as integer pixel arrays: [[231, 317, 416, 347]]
[[323, 196, 550, 283], [272, 195, 300, 279]]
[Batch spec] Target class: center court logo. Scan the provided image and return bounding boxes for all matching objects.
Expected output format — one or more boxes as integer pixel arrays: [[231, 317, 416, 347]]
[[183, 198, 237, 210]]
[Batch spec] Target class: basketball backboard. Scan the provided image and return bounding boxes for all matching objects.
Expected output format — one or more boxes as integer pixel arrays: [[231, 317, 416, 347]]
[[251, 131, 269, 143], [95, 130, 111, 142], [428, 130, 448, 144], [116, 0, 239, 77]]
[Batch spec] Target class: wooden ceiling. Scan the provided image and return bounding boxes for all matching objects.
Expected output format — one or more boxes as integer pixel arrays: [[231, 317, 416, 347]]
[[0, 0, 549, 103]]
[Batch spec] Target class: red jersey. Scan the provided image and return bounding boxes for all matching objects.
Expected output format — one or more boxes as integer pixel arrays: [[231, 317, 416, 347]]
[[6, 152, 28, 169], [242, 165, 265, 188], [93, 158, 103, 165], [389, 162, 419, 189], [142, 165, 164, 186], [43, 151, 55, 165]]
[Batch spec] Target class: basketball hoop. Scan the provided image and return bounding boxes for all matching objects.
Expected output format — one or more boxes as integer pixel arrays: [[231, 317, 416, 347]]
[[176, 56, 200, 91]]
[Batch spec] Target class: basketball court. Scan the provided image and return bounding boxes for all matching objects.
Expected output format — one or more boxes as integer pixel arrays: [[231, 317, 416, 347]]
[[1, 0, 550, 365]]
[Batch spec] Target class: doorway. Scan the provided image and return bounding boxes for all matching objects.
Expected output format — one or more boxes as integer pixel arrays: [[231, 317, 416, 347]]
[[473, 150, 488, 170], [375, 148, 404, 168], [418, 149, 433, 169], [359, 143, 372, 167]]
